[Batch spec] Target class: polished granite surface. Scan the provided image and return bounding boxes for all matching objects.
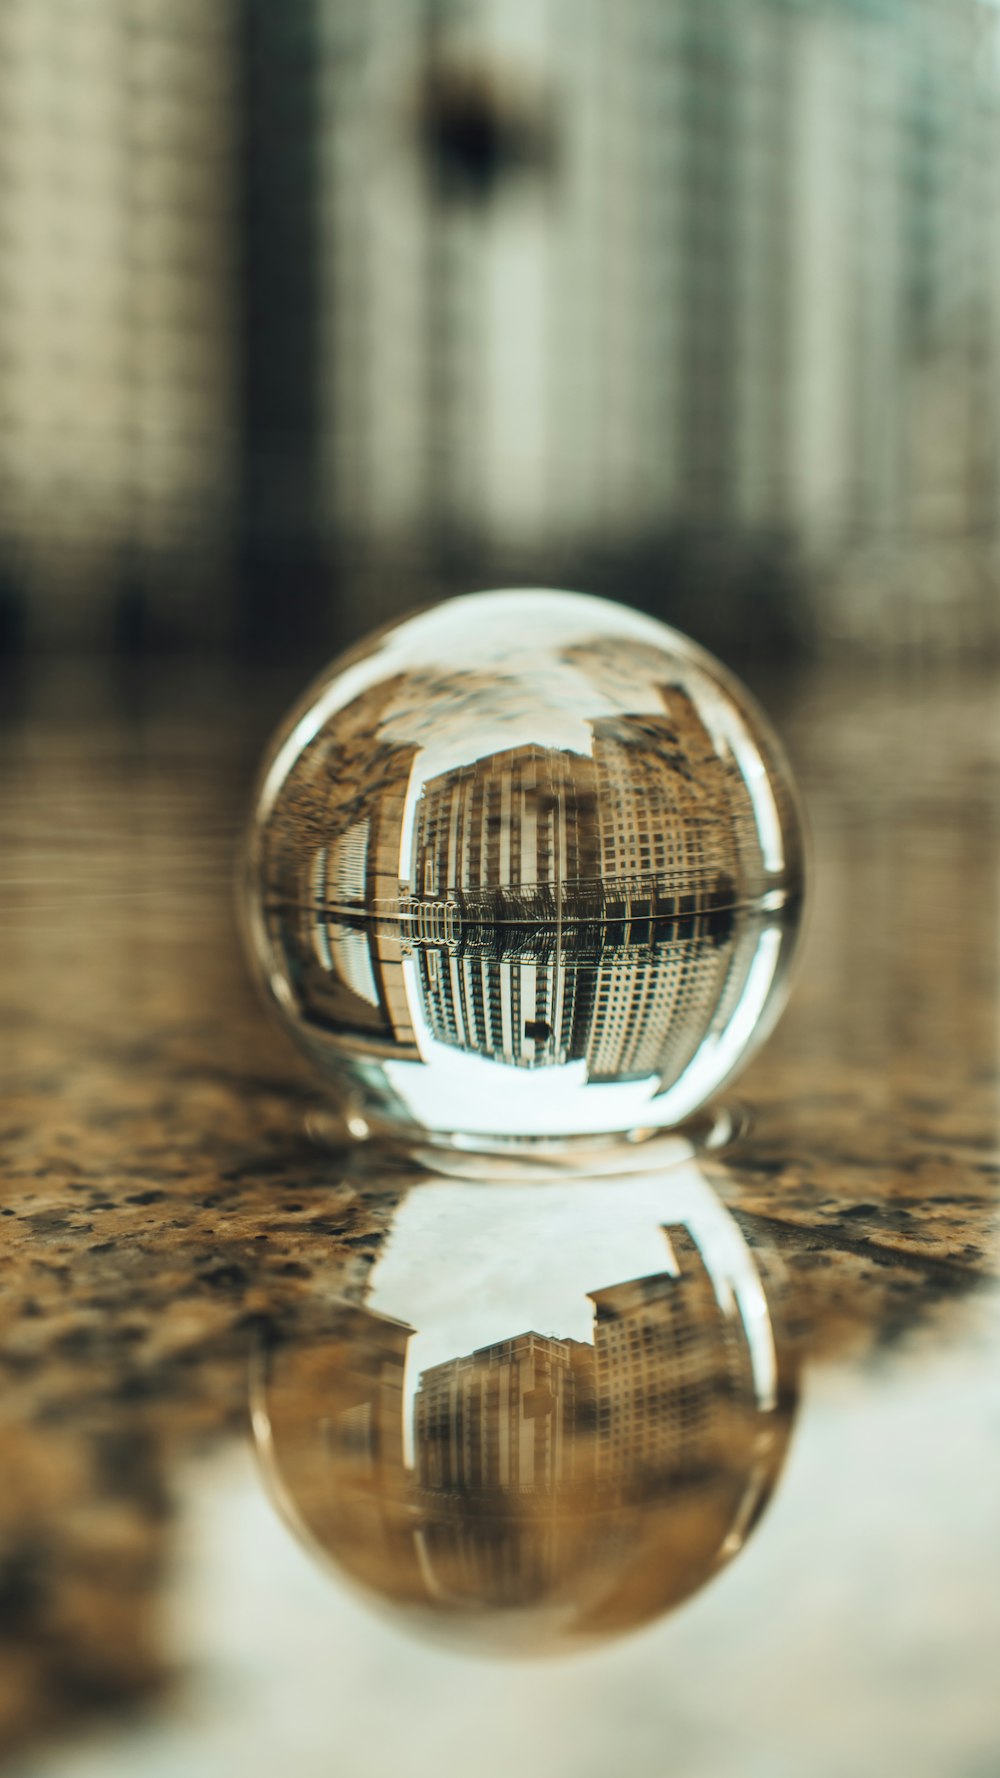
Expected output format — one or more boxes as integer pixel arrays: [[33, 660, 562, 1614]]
[[0, 660, 998, 1776]]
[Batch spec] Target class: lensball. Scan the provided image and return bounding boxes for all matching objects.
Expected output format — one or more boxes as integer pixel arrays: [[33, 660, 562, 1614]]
[[250, 1161, 796, 1654], [241, 589, 806, 1148]]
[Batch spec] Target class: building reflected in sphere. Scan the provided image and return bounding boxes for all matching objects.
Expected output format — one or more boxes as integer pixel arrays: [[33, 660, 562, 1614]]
[[252, 1162, 796, 1652], [243, 590, 805, 1146]]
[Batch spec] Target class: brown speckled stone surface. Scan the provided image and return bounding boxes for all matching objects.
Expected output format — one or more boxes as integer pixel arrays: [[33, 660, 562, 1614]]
[[0, 660, 998, 1770]]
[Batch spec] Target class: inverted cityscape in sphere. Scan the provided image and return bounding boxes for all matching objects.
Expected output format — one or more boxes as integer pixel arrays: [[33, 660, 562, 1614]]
[[252, 1171, 795, 1652], [243, 590, 806, 1144]]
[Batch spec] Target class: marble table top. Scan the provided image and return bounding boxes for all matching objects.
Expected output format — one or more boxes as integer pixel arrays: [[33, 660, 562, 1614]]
[[0, 658, 997, 1778]]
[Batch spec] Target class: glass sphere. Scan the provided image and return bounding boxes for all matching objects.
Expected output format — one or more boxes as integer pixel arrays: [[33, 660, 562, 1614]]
[[251, 1159, 796, 1654], [242, 589, 806, 1148]]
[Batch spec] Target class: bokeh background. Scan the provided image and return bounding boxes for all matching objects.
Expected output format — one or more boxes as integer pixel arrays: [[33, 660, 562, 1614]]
[[1, 12, 999, 1774], [2, 0, 1000, 666]]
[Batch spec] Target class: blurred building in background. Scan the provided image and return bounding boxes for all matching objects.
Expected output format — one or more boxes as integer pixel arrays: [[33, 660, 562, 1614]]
[[1, 0, 999, 658], [0, 0, 241, 650]]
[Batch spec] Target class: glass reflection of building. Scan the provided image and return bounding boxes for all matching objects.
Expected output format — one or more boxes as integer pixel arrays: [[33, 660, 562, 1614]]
[[255, 1206, 791, 1640], [412, 744, 600, 905], [264, 675, 421, 1059], [589, 1227, 754, 1486], [415, 1332, 595, 1497], [407, 740, 603, 1069], [263, 671, 769, 1078], [415, 949, 597, 1070], [410, 1225, 756, 1515], [592, 700, 746, 899], [271, 1223, 767, 1514], [408, 688, 754, 916], [317, 1306, 411, 1489]]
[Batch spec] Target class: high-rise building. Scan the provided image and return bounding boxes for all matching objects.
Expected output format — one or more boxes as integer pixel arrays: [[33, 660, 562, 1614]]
[[590, 687, 757, 901], [411, 693, 754, 916], [584, 937, 731, 1086], [0, 0, 240, 646], [415, 1331, 595, 1497], [264, 1304, 414, 1515], [414, 949, 597, 1068], [259, 1305, 437, 1613], [309, 0, 1000, 651], [405, 709, 755, 1073], [589, 1226, 754, 1490], [261, 673, 421, 1054], [4, 0, 999, 652], [317, 1306, 413, 1487], [411, 743, 601, 904], [410, 1224, 761, 1510]]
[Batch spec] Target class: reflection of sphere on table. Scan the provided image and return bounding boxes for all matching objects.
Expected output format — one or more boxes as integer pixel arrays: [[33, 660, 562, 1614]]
[[242, 589, 806, 1145], [251, 1165, 796, 1654]]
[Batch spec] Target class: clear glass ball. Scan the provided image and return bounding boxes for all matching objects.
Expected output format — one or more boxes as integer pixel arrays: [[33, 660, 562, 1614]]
[[251, 1159, 796, 1654], [241, 589, 806, 1149]]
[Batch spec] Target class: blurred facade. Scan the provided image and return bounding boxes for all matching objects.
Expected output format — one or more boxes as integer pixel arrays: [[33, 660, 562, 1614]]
[[2, 0, 999, 657], [0, 0, 241, 650]]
